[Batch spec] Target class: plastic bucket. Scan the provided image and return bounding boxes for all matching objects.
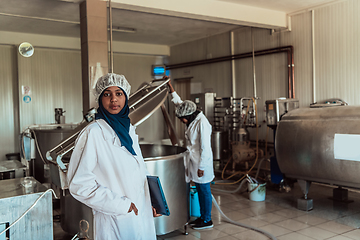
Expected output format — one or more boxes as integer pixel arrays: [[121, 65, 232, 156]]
[[248, 182, 266, 201], [189, 186, 201, 217]]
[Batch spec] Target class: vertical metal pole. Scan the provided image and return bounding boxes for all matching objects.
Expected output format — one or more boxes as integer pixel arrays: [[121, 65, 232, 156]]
[[312, 10, 316, 103], [230, 31, 236, 98], [251, 28, 257, 98], [109, 0, 114, 73], [251, 28, 257, 124]]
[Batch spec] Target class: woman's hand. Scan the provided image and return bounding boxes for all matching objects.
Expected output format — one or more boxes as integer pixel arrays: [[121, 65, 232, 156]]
[[128, 202, 138, 215], [197, 169, 204, 177], [164, 76, 175, 93], [152, 207, 162, 217]]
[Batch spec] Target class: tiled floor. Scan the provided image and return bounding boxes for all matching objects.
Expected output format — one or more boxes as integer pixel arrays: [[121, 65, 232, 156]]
[[54, 181, 360, 240]]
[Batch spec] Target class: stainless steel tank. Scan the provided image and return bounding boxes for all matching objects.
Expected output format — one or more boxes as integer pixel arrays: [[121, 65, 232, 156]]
[[141, 144, 188, 235], [32, 124, 77, 183], [275, 106, 360, 188], [212, 130, 229, 160], [60, 144, 188, 237]]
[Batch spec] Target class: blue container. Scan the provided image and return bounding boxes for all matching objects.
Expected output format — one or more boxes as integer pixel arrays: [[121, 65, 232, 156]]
[[189, 186, 201, 217]]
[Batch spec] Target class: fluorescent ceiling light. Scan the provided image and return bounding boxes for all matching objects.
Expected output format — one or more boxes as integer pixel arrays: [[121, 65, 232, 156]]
[[110, 26, 136, 33]]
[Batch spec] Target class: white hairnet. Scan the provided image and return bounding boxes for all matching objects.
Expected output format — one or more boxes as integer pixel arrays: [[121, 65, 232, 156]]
[[94, 73, 131, 102], [175, 100, 197, 118]]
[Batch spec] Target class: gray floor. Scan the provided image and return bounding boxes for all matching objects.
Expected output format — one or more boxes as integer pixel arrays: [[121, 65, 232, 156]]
[[54, 181, 360, 240]]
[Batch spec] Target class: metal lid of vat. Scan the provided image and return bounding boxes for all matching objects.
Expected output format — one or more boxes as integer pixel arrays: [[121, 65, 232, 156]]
[[128, 79, 169, 127]]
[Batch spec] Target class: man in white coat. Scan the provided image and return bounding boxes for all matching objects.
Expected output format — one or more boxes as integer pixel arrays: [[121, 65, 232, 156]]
[[67, 73, 159, 240], [167, 78, 215, 230]]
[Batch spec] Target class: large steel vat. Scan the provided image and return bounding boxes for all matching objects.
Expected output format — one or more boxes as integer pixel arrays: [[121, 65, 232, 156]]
[[60, 144, 188, 237], [275, 106, 360, 189], [31, 125, 77, 184], [142, 144, 188, 235]]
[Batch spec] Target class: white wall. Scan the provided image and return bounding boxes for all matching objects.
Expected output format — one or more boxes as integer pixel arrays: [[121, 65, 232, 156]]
[[0, 45, 18, 160], [312, 0, 360, 104], [18, 48, 83, 131], [170, 32, 232, 98]]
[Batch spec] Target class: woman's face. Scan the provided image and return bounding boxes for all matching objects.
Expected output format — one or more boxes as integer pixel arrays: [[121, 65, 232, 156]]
[[101, 86, 126, 114]]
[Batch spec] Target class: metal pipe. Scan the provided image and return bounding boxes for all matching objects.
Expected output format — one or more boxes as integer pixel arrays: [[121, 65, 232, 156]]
[[109, 0, 114, 73], [166, 46, 294, 69], [291, 46, 295, 98], [287, 52, 292, 98], [0, 12, 78, 24], [312, 10, 316, 103], [230, 31, 236, 98], [128, 79, 170, 109], [166, 46, 295, 98], [251, 28, 257, 98]]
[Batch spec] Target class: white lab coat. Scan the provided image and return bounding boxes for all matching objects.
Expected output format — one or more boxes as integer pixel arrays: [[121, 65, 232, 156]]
[[171, 92, 215, 184], [67, 119, 156, 240]]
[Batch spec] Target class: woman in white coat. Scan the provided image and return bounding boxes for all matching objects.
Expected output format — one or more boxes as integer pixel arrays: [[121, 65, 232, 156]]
[[67, 73, 159, 240], [167, 79, 215, 230]]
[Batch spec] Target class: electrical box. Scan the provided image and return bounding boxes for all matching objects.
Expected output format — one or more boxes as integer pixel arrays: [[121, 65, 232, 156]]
[[265, 98, 299, 128]]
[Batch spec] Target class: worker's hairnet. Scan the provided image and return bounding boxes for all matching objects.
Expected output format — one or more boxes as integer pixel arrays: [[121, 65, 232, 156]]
[[175, 100, 197, 118], [94, 73, 131, 102]]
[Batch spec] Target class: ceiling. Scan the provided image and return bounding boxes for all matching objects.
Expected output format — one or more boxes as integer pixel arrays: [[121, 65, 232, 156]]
[[217, 0, 336, 13], [0, 0, 339, 46]]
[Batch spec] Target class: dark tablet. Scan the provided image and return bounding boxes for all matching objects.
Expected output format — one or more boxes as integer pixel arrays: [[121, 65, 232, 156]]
[[147, 176, 170, 216]]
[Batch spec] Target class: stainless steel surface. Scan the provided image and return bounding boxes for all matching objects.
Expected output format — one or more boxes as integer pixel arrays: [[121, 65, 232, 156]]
[[0, 160, 26, 180], [297, 198, 313, 211], [297, 179, 311, 198], [212, 130, 229, 161], [160, 104, 180, 146], [32, 124, 78, 183], [46, 108, 96, 172], [310, 98, 348, 108], [141, 144, 188, 235], [128, 80, 169, 127], [275, 106, 360, 189], [0, 177, 53, 240]]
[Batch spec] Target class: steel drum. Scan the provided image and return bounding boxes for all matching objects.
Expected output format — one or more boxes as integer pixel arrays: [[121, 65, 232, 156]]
[[276, 106, 360, 188]]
